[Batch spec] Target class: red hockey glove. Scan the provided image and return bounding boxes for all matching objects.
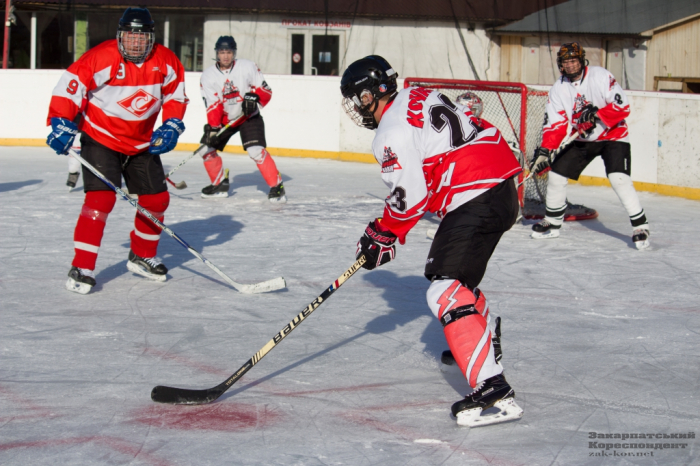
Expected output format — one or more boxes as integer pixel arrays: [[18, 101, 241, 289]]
[[574, 104, 598, 134], [356, 219, 397, 270]]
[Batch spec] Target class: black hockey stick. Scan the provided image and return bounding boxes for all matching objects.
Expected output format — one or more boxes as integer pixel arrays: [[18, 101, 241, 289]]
[[69, 149, 286, 294], [164, 113, 246, 189], [151, 255, 367, 404]]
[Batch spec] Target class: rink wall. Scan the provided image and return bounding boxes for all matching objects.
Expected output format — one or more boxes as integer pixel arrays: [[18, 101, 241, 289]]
[[2, 69, 700, 200]]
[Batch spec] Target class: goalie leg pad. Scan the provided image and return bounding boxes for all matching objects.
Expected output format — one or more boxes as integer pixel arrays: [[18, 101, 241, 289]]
[[427, 279, 502, 387], [72, 191, 117, 270], [202, 149, 224, 185], [130, 191, 169, 259]]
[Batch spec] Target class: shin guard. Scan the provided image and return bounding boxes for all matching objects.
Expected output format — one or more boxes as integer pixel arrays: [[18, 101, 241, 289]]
[[130, 191, 169, 259], [248, 145, 282, 187], [202, 150, 224, 185], [427, 279, 502, 388], [72, 191, 117, 270]]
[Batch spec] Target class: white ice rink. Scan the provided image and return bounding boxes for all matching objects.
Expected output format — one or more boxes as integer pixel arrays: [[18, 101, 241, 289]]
[[1, 147, 699, 465]]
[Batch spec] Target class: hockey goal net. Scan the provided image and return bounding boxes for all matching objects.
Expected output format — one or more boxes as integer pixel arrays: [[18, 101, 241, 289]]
[[403, 78, 597, 221]]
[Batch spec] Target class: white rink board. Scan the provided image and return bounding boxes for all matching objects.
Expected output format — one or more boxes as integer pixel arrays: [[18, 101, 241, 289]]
[[2, 70, 700, 187], [0, 148, 699, 465]]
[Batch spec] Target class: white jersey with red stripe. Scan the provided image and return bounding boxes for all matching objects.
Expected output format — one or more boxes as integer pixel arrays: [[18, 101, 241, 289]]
[[47, 40, 188, 156], [542, 65, 631, 150], [373, 87, 522, 243], [200, 59, 272, 128]]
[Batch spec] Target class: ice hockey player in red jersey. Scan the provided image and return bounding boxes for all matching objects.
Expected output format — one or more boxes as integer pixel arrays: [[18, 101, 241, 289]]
[[46, 7, 188, 294], [340, 55, 524, 427], [530, 42, 650, 249], [198, 36, 286, 202]]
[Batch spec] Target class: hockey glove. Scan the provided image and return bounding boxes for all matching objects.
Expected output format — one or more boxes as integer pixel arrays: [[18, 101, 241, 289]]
[[200, 124, 221, 148], [47, 117, 78, 155], [575, 104, 598, 134], [529, 147, 553, 175], [149, 118, 185, 155], [356, 219, 397, 271], [242, 92, 260, 116]]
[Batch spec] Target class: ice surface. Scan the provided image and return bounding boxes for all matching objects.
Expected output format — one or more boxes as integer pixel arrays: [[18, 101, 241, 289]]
[[1, 147, 699, 465]]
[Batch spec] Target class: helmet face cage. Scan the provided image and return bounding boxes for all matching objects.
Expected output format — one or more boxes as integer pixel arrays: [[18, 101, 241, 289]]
[[215, 36, 237, 62], [117, 30, 155, 63], [557, 42, 586, 79], [456, 91, 483, 118], [342, 89, 377, 129]]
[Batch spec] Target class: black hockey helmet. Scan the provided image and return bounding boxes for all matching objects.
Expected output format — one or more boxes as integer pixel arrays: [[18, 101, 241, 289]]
[[340, 55, 398, 129], [557, 42, 587, 80], [117, 8, 155, 63], [215, 35, 237, 52]]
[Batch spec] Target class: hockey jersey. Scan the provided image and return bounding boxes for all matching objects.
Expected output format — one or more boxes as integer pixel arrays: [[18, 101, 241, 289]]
[[374, 87, 522, 243], [200, 59, 272, 128], [47, 40, 188, 156], [542, 66, 630, 150]]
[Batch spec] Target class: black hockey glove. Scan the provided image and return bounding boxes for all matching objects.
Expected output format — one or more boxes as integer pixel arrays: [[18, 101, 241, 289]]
[[575, 104, 598, 134], [242, 92, 260, 116], [529, 147, 553, 175], [201, 124, 221, 147], [356, 219, 397, 271]]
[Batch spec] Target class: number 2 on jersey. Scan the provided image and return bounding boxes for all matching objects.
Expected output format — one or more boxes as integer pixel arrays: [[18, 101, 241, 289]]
[[429, 94, 476, 149]]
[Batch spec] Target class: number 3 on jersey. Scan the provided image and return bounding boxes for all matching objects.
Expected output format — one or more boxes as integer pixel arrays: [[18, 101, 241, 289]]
[[116, 63, 126, 80], [389, 186, 407, 212]]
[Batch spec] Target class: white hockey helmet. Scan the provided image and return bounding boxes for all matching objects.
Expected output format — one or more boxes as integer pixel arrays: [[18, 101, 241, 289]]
[[456, 91, 483, 118]]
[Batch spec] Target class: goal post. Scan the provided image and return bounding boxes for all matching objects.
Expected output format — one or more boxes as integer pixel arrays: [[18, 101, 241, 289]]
[[403, 77, 597, 221]]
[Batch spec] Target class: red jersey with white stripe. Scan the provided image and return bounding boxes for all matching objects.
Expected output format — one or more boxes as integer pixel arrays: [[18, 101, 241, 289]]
[[542, 65, 630, 150], [47, 40, 188, 156], [200, 59, 272, 128], [374, 87, 522, 243]]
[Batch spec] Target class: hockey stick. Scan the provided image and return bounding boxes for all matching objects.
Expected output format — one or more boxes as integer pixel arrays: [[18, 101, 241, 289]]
[[164, 113, 246, 189], [516, 129, 579, 189], [151, 255, 367, 404], [69, 149, 286, 294]]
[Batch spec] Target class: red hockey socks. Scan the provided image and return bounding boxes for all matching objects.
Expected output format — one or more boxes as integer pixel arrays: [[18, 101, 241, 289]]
[[72, 191, 117, 270], [248, 146, 281, 187], [130, 191, 169, 259], [202, 150, 224, 185], [427, 279, 502, 388]]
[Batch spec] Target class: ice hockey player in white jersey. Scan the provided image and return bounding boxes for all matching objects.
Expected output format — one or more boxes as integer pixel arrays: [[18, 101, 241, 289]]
[[198, 36, 286, 202], [340, 55, 524, 427], [530, 42, 650, 249]]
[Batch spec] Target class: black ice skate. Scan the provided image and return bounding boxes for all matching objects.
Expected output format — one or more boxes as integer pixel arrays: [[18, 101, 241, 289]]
[[127, 250, 168, 282], [201, 169, 230, 198], [531, 219, 561, 239], [65, 266, 96, 295], [441, 317, 502, 372], [632, 227, 650, 250], [451, 373, 523, 427], [66, 172, 80, 191], [268, 182, 287, 203]]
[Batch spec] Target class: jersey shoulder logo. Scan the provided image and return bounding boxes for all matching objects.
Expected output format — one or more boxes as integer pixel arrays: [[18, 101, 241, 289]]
[[381, 146, 402, 173], [118, 89, 159, 117]]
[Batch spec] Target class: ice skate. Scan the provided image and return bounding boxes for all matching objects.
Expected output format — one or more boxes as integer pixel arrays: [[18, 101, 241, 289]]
[[531, 219, 561, 239], [632, 227, 650, 250], [201, 169, 230, 198], [268, 182, 287, 203], [451, 373, 523, 427], [66, 172, 80, 191], [441, 317, 502, 372], [127, 250, 168, 282], [65, 266, 96, 295], [426, 227, 437, 240]]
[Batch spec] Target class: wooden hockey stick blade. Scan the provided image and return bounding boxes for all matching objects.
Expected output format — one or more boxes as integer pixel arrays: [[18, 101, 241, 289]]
[[151, 255, 367, 404], [166, 177, 187, 189], [237, 276, 286, 294]]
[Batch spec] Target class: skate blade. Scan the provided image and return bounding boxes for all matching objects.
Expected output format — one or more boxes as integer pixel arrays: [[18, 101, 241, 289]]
[[635, 239, 650, 250], [456, 398, 523, 427], [531, 229, 560, 240], [201, 192, 229, 199], [268, 195, 287, 204], [426, 228, 437, 240], [65, 278, 92, 295], [126, 261, 167, 282]]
